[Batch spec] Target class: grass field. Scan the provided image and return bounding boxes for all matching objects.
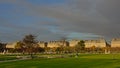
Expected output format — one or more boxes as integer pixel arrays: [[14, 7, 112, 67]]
[[0, 55, 18, 61], [0, 54, 120, 68]]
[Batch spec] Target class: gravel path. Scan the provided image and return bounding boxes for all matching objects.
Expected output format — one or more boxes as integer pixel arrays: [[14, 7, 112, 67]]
[[0, 58, 30, 63]]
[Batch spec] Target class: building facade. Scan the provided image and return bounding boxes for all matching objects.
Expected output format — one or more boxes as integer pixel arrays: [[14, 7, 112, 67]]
[[38, 41, 47, 48], [85, 39, 106, 48], [69, 40, 80, 47], [47, 41, 68, 48], [111, 38, 120, 47], [6, 42, 17, 49], [6, 39, 107, 49]]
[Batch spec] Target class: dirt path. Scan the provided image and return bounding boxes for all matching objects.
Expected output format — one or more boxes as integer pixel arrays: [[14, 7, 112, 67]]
[[0, 58, 30, 63]]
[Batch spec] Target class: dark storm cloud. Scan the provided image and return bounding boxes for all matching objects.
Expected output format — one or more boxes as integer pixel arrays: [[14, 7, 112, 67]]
[[71, 0, 120, 38], [0, 0, 120, 42]]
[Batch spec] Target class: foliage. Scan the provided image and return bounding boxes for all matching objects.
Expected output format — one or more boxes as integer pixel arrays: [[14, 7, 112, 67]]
[[15, 34, 39, 58], [75, 40, 85, 53], [0, 42, 6, 52], [22, 34, 39, 55], [56, 46, 64, 53], [15, 41, 25, 53]]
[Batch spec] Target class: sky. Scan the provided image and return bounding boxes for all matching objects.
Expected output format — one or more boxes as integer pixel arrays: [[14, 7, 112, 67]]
[[0, 0, 120, 42]]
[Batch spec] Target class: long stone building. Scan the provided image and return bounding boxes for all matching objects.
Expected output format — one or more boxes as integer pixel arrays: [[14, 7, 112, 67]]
[[111, 38, 120, 47], [47, 41, 69, 48], [38, 41, 47, 48], [69, 40, 80, 47], [85, 39, 107, 48], [6, 42, 17, 49], [69, 39, 107, 48], [5, 39, 108, 49]]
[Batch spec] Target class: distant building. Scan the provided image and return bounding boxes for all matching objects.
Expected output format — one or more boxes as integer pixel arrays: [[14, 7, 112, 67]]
[[47, 41, 69, 48], [69, 39, 106, 48], [85, 39, 106, 48], [69, 40, 80, 47], [111, 38, 120, 47], [6, 42, 17, 49], [5, 39, 107, 49], [38, 41, 47, 48]]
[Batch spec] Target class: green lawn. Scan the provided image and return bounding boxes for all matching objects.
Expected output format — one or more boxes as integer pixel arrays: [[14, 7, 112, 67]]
[[0, 55, 18, 61], [0, 54, 120, 68]]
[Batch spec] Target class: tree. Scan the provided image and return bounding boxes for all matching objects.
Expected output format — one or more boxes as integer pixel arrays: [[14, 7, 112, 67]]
[[57, 37, 69, 54], [44, 47, 51, 54], [91, 45, 96, 53], [37, 47, 45, 53], [60, 37, 68, 47], [64, 46, 73, 53], [15, 41, 25, 54], [56, 46, 64, 54], [22, 34, 39, 58], [75, 40, 85, 53], [0, 41, 6, 53]]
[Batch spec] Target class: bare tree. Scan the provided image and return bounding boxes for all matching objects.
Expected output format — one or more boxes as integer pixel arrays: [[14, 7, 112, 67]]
[[58, 37, 68, 53]]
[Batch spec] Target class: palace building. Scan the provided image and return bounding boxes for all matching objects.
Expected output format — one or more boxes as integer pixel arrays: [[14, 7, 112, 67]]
[[111, 38, 120, 47], [6, 42, 17, 49], [69, 40, 80, 47], [47, 41, 69, 48], [84, 39, 106, 48], [69, 39, 107, 48], [5, 39, 109, 49], [38, 41, 47, 48]]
